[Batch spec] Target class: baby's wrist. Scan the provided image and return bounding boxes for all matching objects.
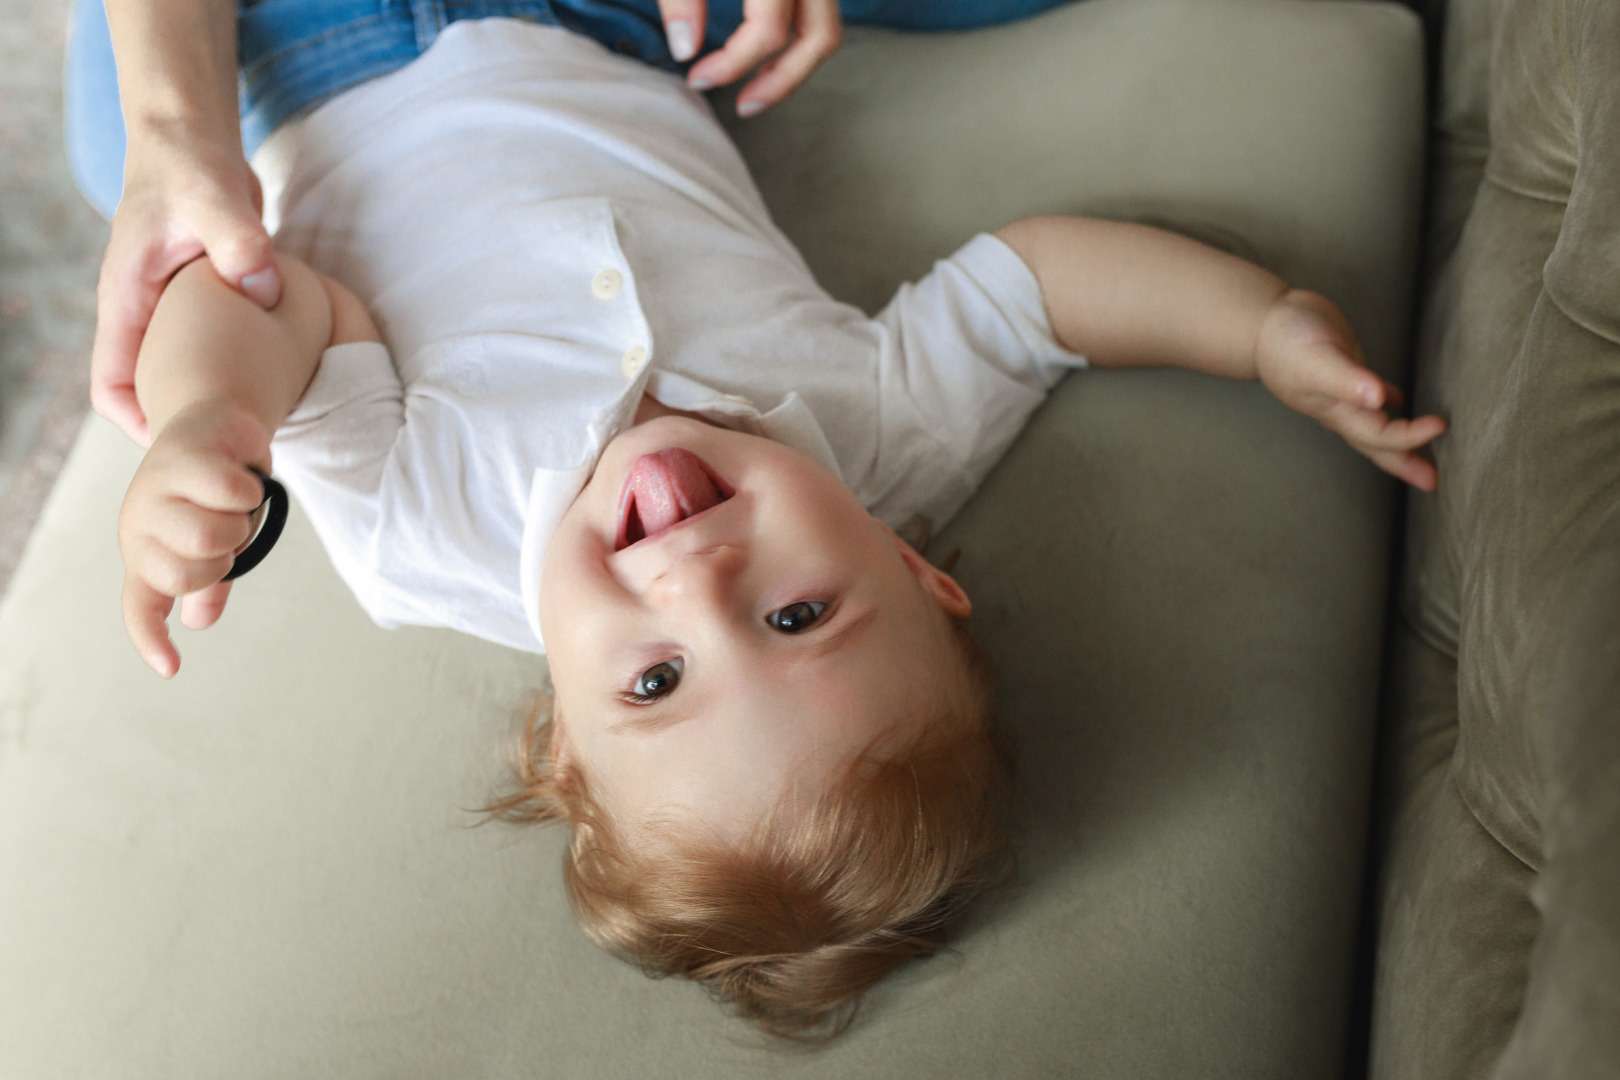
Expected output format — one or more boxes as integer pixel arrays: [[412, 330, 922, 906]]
[[1250, 286, 1299, 377], [149, 398, 270, 461]]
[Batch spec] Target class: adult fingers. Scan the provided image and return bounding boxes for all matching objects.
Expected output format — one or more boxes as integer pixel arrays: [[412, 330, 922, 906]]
[[180, 580, 234, 631], [686, 0, 793, 91], [122, 574, 181, 678], [734, 0, 841, 114], [190, 186, 281, 308], [91, 381, 151, 448], [90, 227, 191, 447], [658, 0, 708, 62]]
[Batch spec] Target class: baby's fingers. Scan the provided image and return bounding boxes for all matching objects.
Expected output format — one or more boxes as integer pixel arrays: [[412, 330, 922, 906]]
[[1366, 445, 1440, 492], [126, 535, 236, 602], [150, 498, 255, 562], [1324, 403, 1446, 452], [155, 453, 266, 515], [123, 574, 181, 678], [1323, 405, 1447, 490], [1294, 341, 1388, 411], [180, 580, 235, 631]]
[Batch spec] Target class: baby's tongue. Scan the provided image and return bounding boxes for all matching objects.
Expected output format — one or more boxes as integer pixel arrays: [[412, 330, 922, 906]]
[[627, 448, 724, 539]]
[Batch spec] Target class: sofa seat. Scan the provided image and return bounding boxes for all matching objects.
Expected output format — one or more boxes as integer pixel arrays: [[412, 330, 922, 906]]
[[0, 1, 1424, 1075]]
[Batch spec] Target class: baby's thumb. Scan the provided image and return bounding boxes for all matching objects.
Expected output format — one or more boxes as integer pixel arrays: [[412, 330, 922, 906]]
[[194, 195, 281, 310], [1309, 341, 1384, 410]]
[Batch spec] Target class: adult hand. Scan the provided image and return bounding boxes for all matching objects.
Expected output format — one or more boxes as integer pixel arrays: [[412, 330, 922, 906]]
[[658, 0, 843, 117], [93, 123, 280, 447], [1256, 289, 1447, 491]]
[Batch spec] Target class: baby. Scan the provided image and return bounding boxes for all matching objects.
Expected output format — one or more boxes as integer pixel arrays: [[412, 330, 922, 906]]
[[108, 12, 1443, 1042]]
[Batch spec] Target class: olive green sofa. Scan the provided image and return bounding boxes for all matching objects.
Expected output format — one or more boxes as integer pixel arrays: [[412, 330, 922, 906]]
[[1368, 0, 1620, 1076], [1, 0, 1613, 1076]]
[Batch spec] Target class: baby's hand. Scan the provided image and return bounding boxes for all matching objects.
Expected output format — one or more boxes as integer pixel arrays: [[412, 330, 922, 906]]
[[1255, 290, 1446, 491], [118, 403, 271, 678]]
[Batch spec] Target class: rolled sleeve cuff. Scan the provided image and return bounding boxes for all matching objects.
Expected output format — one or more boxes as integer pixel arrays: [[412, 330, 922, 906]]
[[951, 232, 1087, 387], [285, 341, 401, 425]]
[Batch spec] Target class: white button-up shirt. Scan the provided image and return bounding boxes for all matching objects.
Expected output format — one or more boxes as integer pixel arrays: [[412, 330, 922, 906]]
[[257, 19, 1083, 653]]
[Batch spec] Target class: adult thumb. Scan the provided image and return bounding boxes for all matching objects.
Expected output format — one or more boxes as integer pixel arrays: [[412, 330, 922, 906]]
[[194, 194, 281, 310]]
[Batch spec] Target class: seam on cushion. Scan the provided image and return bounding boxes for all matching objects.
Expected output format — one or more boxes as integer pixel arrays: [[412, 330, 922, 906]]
[[1397, 592, 1461, 663], [1452, 754, 1538, 873], [1437, 132, 1492, 158], [1542, 279, 1620, 347], [1479, 172, 1571, 207], [1455, 478, 1620, 874], [1555, 0, 1576, 126]]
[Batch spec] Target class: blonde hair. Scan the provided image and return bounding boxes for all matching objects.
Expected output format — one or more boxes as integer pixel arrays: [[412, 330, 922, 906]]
[[486, 624, 1011, 1041]]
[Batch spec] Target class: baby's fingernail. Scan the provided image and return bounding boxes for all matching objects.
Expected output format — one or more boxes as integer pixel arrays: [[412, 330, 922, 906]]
[[666, 19, 697, 62], [1362, 384, 1381, 408], [689, 76, 712, 91], [737, 99, 765, 118], [239, 267, 282, 309]]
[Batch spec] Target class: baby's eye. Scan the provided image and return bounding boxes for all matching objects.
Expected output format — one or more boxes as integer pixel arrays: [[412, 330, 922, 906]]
[[766, 601, 827, 634], [630, 658, 684, 701]]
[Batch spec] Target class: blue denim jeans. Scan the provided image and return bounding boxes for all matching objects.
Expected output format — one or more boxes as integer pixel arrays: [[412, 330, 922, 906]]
[[65, 0, 1068, 217]]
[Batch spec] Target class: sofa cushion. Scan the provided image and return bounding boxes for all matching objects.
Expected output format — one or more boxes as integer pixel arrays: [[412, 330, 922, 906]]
[[0, 1, 1424, 1076], [1375, 0, 1620, 1075]]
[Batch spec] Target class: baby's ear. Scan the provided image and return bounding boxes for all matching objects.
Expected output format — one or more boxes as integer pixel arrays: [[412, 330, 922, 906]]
[[886, 525, 972, 619]]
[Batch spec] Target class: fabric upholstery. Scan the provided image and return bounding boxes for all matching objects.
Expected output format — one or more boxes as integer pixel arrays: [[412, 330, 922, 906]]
[[1373, 0, 1620, 1075], [0, 1, 1425, 1076]]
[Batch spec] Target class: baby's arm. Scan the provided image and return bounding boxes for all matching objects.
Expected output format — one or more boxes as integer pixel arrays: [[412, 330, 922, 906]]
[[119, 253, 378, 677], [995, 216, 1445, 489]]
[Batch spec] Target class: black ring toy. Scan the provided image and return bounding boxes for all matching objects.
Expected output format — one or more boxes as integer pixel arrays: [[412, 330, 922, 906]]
[[223, 467, 289, 581]]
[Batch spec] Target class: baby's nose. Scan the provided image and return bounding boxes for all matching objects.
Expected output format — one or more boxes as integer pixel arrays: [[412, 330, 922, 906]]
[[644, 543, 745, 612]]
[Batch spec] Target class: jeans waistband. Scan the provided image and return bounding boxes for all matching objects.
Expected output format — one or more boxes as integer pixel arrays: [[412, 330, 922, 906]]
[[238, 0, 677, 152]]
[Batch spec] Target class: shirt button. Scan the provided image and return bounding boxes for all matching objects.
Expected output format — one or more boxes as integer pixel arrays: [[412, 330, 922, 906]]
[[621, 346, 648, 378], [592, 269, 623, 299]]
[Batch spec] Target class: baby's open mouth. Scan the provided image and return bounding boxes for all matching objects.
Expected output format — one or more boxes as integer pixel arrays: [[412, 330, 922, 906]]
[[614, 448, 735, 550]]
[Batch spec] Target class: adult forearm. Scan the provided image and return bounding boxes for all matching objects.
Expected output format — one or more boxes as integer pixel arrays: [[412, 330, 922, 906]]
[[105, 0, 240, 143], [996, 216, 1288, 377]]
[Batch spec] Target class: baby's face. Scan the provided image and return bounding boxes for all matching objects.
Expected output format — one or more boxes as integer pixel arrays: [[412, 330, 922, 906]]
[[539, 416, 971, 841]]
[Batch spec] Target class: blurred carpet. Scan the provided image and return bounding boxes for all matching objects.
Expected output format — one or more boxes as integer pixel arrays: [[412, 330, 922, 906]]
[[0, 0, 107, 602]]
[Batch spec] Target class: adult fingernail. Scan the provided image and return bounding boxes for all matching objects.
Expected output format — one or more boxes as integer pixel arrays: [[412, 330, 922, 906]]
[[1362, 384, 1381, 409], [667, 19, 697, 62], [689, 76, 712, 91], [737, 99, 765, 118], [240, 267, 282, 309]]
